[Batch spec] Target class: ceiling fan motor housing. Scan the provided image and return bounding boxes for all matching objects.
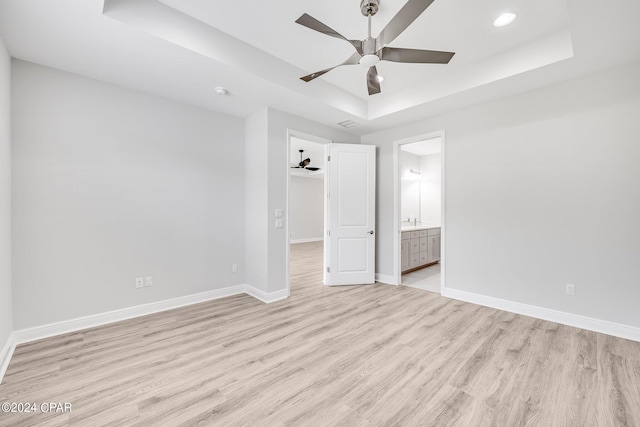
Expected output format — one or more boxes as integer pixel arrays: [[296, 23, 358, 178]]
[[362, 37, 377, 55], [360, 0, 379, 16]]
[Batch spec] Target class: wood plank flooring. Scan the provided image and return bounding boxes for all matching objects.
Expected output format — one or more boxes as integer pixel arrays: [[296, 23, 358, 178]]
[[1, 241, 639, 426]]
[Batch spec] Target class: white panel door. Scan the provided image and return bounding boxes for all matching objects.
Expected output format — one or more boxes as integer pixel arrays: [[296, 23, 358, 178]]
[[326, 143, 376, 285]]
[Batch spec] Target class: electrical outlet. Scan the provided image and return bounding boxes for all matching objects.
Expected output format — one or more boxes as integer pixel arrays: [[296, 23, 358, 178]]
[[232, 264, 238, 273], [135, 277, 144, 289], [566, 283, 576, 296], [145, 276, 152, 287]]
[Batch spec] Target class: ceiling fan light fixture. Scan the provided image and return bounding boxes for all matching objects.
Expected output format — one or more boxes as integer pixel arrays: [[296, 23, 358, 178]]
[[359, 54, 380, 67], [493, 12, 517, 27]]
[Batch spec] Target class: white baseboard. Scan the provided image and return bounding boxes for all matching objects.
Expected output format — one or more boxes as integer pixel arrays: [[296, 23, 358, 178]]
[[375, 273, 398, 285], [0, 334, 16, 385], [290, 237, 323, 244], [12, 285, 247, 346], [443, 288, 640, 342], [244, 285, 289, 303], [0, 283, 290, 384]]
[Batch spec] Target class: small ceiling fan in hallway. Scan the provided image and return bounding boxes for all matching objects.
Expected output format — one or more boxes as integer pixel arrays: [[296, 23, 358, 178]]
[[291, 150, 321, 171], [295, 0, 455, 95]]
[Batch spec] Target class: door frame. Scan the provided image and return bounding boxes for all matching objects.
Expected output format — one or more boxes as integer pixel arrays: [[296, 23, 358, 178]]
[[285, 130, 332, 295], [393, 130, 446, 292]]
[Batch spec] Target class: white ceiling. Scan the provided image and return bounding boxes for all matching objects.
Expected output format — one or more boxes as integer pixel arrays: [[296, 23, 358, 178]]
[[157, 0, 571, 99], [401, 137, 441, 156], [1, 0, 639, 136]]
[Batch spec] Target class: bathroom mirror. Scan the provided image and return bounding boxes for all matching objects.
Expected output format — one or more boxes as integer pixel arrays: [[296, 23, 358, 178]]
[[401, 176, 421, 225]]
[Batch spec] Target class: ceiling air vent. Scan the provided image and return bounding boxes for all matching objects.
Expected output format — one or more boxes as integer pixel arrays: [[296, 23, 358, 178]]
[[338, 119, 358, 128]]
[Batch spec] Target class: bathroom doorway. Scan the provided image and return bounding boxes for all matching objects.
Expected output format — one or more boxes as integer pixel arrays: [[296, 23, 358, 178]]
[[394, 131, 445, 293]]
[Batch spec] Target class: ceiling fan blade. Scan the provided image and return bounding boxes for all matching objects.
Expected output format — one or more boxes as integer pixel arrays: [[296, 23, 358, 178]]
[[300, 52, 362, 82], [380, 47, 454, 64], [295, 13, 363, 54], [377, 0, 435, 49], [367, 66, 381, 96]]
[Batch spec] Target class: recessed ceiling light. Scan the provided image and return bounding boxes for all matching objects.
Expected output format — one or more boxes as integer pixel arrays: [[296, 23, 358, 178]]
[[214, 87, 228, 95], [493, 12, 517, 27]]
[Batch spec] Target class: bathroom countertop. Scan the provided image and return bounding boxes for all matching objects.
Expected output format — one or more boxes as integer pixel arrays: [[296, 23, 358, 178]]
[[401, 225, 441, 232]]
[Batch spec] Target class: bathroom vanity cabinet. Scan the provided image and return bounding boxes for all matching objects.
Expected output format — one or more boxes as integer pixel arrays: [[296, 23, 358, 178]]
[[401, 227, 440, 273]]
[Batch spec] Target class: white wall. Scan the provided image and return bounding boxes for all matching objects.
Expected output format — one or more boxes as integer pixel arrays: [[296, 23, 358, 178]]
[[364, 61, 640, 328], [245, 109, 269, 293], [289, 176, 324, 242], [11, 60, 246, 329], [0, 37, 12, 353], [420, 153, 441, 227]]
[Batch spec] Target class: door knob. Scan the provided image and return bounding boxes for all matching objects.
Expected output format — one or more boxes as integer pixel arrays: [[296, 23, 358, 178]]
[[368, 230, 374, 235]]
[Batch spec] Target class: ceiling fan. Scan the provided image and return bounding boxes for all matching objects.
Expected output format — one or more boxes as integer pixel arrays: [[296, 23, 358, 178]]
[[295, 0, 455, 95], [291, 150, 321, 171]]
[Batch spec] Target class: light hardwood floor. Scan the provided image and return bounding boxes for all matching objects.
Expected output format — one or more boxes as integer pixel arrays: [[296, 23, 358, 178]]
[[1, 241, 639, 426]]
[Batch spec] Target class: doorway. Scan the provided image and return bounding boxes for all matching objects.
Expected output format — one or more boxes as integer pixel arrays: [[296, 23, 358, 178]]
[[286, 133, 377, 294], [393, 131, 445, 293], [286, 131, 330, 296]]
